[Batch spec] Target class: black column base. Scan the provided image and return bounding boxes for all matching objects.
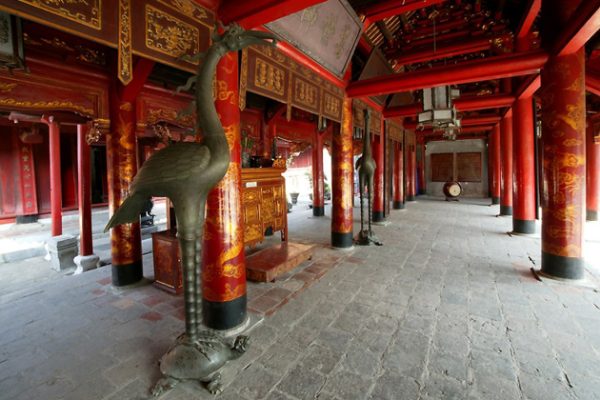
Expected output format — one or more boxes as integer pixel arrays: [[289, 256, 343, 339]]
[[372, 211, 385, 222], [513, 219, 536, 234], [111, 261, 143, 286], [587, 209, 598, 221], [491, 197, 500, 205], [541, 251, 584, 280], [406, 195, 416, 202], [332, 231, 353, 248], [313, 206, 325, 217], [203, 295, 247, 330], [500, 205, 513, 216], [418, 189, 426, 195], [393, 201, 405, 209]]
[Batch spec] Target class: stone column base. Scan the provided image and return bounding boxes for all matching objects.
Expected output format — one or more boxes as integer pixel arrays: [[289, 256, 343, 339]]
[[74, 254, 100, 275], [46, 235, 78, 271]]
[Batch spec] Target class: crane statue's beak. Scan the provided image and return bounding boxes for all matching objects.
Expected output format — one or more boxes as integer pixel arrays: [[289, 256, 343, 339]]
[[242, 30, 278, 48]]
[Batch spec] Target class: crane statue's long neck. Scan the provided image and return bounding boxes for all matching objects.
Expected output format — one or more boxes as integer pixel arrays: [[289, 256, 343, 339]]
[[196, 45, 229, 155]]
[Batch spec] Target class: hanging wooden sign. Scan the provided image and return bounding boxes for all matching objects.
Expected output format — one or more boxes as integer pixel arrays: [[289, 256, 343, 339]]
[[240, 45, 344, 123]]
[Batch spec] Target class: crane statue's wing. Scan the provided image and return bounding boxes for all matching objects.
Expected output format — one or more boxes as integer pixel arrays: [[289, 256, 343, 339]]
[[130, 143, 211, 191]]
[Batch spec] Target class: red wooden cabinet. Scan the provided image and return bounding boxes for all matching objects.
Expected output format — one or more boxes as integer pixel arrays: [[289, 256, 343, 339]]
[[151, 230, 183, 294]]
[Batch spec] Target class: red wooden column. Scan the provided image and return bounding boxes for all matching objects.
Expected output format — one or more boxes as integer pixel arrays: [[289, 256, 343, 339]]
[[418, 139, 426, 194], [201, 50, 247, 330], [500, 110, 513, 215], [107, 96, 143, 285], [43, 116, 62, 236], [540, 0, 586, 279], [490, 124, 501, 204], [372, 118, 385, 222], [512, 96, 536, 233], [331, 97, 354, 248], [312, 128, 325, 216], [77, 124, 93, 256], [393, 141, 405, 209], [407, 139, 417, 201], [587, 119, 599, 221], [107, 59, 154, 286]]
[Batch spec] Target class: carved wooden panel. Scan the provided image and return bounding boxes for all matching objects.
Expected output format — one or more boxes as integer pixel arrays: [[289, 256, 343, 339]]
[[431, 153, 454, 182], [0, 0, 118, 45], [135, 86, 195, 135], [0, 58, 108, 120], [457, 152, 482, 182], [132, 0, 213, 73]]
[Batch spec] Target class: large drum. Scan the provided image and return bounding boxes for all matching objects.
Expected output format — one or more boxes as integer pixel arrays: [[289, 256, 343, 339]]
[[443, 181, 462, 200]]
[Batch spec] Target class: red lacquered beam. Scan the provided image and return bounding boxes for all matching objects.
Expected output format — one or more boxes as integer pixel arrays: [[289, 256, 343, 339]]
[[347, 51, 548, 98], [363, 0, 447, 22], [219, 0, 327, 28]]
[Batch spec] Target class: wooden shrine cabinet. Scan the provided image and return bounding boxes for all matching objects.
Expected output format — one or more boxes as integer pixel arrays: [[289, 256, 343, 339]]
[[241, 168, 288, 247], [151, 230, 183, 294]]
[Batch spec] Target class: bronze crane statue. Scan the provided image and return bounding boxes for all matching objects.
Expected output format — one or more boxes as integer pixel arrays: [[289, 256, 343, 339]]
[[355, 108, 381, 245], [104, 24, 277, 395]]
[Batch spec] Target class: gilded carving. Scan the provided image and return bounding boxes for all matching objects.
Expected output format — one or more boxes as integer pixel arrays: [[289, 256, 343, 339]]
[[18, 0, 101, 30], [158, 0, 213, 27], [145, 5, 200, 59], [239, 48, 248, 110], [146, 107, 194, 128], [0, 98, 94, 115], [0, 82, 17, 92], [254, 58, 285, 96], [118, 0, 132, 85]]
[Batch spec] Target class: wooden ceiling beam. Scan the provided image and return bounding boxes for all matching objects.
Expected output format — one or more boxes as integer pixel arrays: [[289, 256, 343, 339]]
[[516, 0, 541, 39], [551, 0, 600, 56], [362, 0, 447, 23]]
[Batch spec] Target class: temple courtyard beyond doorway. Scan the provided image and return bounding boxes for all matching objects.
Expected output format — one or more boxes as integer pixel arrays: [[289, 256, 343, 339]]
[[1, 199, 600, 400]]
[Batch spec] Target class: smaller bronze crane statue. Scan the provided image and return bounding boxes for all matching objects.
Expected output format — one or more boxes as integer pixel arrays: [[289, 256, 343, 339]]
[[355, 108, 382, 245], [104, 24, 277, 395]]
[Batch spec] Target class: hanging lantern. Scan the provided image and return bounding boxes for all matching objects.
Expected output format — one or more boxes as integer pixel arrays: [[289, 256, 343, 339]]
[[417, 86, 462, 138]]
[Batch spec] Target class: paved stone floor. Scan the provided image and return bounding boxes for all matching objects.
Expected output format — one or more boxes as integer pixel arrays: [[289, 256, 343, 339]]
[[1, 197, 600, 400]]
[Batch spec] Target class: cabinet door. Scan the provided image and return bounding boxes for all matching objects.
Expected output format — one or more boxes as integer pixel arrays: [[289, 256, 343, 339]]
[[243, 188, 263, 244], [260, 186, 275, 229]]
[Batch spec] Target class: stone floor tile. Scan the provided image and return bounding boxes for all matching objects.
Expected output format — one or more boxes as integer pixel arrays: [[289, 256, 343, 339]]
[[276, 364, 326, 400], [321, 369, 374, 400], [368, 372, 420, 400], [420, 373, 468, 400], [518, 372, 576, 400]]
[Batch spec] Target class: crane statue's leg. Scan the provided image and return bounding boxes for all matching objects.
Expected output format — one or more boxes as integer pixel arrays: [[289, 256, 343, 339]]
[[359, 174, 364, 234], [194, 197, 207, 331], [173, 197, 201, 342], [367, 177, 373, 237]]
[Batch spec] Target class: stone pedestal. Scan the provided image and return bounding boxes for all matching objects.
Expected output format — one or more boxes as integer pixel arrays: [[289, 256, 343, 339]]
[[46, 235, 78, 271], [74, 254, 100, 274]]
